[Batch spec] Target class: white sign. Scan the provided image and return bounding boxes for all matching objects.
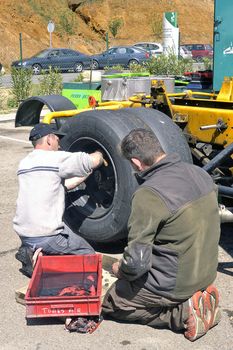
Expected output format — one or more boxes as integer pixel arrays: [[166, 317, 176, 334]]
[[163, 12, 179, 57], [47, 21, 55, 33]]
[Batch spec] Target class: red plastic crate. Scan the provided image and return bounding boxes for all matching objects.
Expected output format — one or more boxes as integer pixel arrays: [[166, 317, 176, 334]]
[[25, 254, 102, 319]]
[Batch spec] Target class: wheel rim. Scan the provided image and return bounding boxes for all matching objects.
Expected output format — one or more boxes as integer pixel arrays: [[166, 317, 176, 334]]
[[33, 65, 41, 75], [129, 60, 138, 66], [66, 137, 116, 219], [91, 60, 98, 69], [75, 63, 83, 73]]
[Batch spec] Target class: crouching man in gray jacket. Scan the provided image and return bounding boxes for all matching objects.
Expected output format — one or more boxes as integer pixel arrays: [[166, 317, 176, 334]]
[[13, 123, 104, 276]]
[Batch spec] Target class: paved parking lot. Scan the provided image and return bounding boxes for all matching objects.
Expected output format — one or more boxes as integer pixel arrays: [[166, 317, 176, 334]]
[[0, 119, 232, 350]]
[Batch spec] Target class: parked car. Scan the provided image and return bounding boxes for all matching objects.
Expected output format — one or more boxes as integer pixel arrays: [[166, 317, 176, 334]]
[[90, 46, 151, 69], [183, 44, 213, 61], [179, 46, 192, 59], [133, 42, 163, 56], [11, 48, 91, 75]]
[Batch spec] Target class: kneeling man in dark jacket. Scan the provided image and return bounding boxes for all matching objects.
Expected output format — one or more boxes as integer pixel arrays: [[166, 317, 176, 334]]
[[102, 128, 221, 342]]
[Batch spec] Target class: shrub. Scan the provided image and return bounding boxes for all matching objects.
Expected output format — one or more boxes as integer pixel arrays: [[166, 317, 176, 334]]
[[11, 67, 33, 105], [202, 57, 213, 70], [151, 14, 163, 39], [145, 53, 193, 76], [38, 67, 63, 95], [27, 0, 50, 22], [74, 73, 84, 82], [125, 52, 193, 77], [7, 97, 18, 109], [58, 11, 75, 36], [104, 64, 124, 72], [0, 87, 3, 110], [108, 18, 123, 38], [128, 62, 148, 73], [0, 89, 14, 111]]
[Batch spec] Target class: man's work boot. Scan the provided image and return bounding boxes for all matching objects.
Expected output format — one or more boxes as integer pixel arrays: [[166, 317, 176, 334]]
[[15, 245, 34, 278], [203, 285, 221, 330], [184, 291, 209, 341]]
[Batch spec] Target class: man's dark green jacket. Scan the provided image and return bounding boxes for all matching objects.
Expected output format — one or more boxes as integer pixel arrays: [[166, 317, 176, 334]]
[[119, 153, 220, 300]]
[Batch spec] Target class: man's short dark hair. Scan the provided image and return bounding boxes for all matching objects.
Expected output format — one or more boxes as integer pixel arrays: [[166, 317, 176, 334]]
[[121, 128, 165, 166]]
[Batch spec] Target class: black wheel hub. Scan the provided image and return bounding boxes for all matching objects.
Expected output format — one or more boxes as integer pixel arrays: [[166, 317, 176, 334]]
[[65, 137, 116, 219]]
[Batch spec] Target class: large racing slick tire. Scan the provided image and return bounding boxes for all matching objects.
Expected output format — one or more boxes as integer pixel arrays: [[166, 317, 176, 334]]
[[121, 108, 193, 163], [59, 108, 192, 243]]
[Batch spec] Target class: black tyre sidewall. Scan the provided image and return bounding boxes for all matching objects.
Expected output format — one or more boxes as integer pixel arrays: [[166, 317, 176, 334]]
[[121, 108, 192, 163], [60, 110, 141, 242]]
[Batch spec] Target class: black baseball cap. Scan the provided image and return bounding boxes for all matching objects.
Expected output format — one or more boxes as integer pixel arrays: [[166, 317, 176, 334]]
[[29, 123, 66, 141]]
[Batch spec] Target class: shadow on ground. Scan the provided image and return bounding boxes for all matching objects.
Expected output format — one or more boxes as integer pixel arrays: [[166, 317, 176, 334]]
[[218, 224, 233, 276]]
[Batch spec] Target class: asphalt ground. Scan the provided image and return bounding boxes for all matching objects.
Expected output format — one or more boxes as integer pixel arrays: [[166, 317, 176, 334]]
[[0, 119, 232, 350]]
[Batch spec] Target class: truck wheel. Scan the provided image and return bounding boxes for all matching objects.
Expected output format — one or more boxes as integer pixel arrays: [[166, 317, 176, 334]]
[[60, 109, 141, 242], [59, 108, 192, 243], [121, 108, 193, 163]]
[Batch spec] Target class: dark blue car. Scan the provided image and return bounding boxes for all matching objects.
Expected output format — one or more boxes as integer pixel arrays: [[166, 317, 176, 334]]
[[11, 48, 91, 75], [90, 46, 151, 69]]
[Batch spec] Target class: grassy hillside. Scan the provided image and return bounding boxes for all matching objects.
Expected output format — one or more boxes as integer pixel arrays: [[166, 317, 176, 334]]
[[0, 0, 214, 67]]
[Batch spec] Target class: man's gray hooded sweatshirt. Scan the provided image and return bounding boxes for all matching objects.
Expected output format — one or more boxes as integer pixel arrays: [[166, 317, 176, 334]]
[[119, 153, 220, 300], [13, 150, 94, 238]]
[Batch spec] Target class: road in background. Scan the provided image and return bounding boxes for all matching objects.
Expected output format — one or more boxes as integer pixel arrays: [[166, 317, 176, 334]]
[[0, 72, 79, 89], [0, 120, 232, 350], [0, 62, 204, 88]]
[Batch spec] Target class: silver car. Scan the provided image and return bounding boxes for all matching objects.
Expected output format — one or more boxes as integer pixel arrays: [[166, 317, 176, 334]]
[[133, 42, 163, 56], [179, 46, 192, 59]]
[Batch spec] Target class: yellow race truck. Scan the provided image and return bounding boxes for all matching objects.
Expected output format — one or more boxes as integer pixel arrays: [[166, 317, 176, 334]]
[[15, 77, 233, 243]]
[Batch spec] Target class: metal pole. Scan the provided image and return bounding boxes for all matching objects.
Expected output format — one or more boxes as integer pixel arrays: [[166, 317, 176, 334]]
[[106, 32, 109, 50], [178, 31, 180, 58], [218, 185, 233, 198], [19, 33, 23, 65], [203, 142, 233, 174], [89, 60, 93, 90]]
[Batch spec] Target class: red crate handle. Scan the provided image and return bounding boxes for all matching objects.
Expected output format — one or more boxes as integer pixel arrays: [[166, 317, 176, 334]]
[[51, 304, 74, 309]]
